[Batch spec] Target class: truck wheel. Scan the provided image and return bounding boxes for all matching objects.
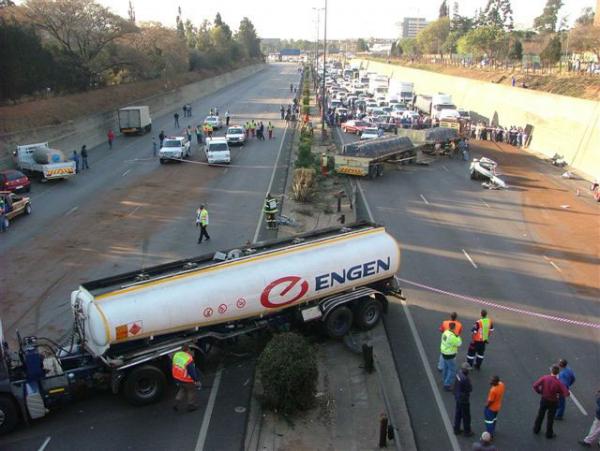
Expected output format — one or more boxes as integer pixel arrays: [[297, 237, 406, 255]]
[[0, 395, 19, 435], [376, 164, 384, 177], [25, 203, 32, 215], [324, 306, 353, 338], [470, 170, 477, 180], [354, 299, 383, 330], [159, 159, 165, 164], [123, 365, 166, 406]]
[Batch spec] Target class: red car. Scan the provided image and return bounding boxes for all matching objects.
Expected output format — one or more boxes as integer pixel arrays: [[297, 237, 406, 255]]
[[0, 170, 30, 193], [341, 120, 371, 135]]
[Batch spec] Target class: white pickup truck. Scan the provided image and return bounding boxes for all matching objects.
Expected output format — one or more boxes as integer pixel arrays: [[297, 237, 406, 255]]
[[13, 142, 76, 182]]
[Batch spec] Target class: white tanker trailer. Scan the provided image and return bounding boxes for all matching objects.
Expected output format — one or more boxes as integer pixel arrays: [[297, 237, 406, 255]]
[[0, 222, 401, 434]]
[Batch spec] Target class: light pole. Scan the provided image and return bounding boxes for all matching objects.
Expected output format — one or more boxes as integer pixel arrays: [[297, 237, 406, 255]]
[[321, 0, 327, 131], [312, 7, 323, 71]]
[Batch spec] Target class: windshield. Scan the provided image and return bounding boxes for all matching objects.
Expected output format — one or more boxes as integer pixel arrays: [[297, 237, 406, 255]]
[[434, 103, 457, 111], [208, 143, 229, 152], [228, 128, 243, 134], [163, 140, 181, 147]]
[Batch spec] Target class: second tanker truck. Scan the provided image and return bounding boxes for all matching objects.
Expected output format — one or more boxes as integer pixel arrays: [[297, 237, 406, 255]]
[[0, 222, 402, 434]]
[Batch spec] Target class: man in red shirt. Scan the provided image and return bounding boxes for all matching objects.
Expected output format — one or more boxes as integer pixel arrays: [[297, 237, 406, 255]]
[[532, 365, 570, 439]]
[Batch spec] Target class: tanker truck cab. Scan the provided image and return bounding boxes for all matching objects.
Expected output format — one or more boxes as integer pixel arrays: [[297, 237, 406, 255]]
[[0, 222, 402, 435]]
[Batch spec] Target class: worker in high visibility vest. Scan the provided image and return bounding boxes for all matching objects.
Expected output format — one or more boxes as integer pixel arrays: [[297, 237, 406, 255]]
[[440, 322, 462, 391], [263, 193, 278, 230], [172, 344, 201, 412], [466, 309, 494, 370], [196, 205, 210, 243], [437, 312, 463, 372]]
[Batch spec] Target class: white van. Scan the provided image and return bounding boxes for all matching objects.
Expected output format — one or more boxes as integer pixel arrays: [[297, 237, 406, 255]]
[[204, 137, 231, 165]]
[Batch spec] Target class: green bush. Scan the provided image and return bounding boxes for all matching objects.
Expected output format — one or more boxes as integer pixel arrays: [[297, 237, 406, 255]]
[[257, 332, 318, 414], [302, 96, 310, 106]]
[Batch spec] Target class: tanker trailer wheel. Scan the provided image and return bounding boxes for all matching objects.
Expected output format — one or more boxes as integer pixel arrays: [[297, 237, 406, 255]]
[[354, 299, 383, 330], [324, 306, 353, 338], [0, 395, 19, 435], [123, 365, 166, 406]]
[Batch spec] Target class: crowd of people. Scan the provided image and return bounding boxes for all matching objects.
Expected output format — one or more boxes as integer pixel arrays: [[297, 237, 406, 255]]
[[471, 123, 529, 147]]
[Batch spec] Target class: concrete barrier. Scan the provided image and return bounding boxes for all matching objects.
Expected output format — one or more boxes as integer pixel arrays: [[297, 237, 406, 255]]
[[0, 64, 266, 169], [354, 59, 600, 180]]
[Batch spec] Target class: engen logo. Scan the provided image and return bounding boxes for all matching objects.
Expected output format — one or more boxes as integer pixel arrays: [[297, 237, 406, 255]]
[[261, 276, 309, 308]]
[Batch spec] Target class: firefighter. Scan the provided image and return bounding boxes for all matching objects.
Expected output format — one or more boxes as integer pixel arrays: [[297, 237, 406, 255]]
[[172, 344, 201, 412], [263, 193, 278, 230], [466, 309, 494, 370]]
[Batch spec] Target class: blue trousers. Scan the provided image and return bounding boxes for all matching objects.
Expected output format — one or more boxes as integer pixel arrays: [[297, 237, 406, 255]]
[[556, 395, 566, 418], [441, 356, 456, 388], [484, 406, 498, 435]]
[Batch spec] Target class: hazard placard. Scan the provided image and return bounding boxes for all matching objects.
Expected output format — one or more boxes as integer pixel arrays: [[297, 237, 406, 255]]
[[115, 321, 143, 340]]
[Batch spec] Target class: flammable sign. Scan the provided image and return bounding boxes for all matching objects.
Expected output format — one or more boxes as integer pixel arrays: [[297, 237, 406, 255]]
[[115, 321, 144, 340]]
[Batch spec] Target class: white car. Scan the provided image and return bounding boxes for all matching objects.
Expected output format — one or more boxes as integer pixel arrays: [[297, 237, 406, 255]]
[[365, 102, 379, 113], [159, 136, 191, 164], [470, 157, 507, 188], [204, 115, 223, 129], [204, 137, 231, 165], [225, 126, 246, 146], [360, 127, 380, 140]]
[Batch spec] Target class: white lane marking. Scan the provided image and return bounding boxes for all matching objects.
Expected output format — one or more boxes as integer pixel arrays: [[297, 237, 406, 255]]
[[37, 436, 51, 451], [357, 181, 374, 221], [127, 205, 142, 217], [544, 255, 562, 273], [122, 169, 131, 177], [462, 249, 478, 268], [441, 165, 449, 172], [401, 300, 461, 451], [570, 392, 589, 416], [480, 199, 490, 208], [195, 367, 223, 451], [65, 206, 78, 216], [252, 123, 289, 243], [420, 194, 429, 205]]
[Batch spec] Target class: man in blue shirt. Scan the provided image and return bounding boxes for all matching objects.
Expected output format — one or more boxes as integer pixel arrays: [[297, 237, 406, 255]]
[[556, 358, 576, 420]]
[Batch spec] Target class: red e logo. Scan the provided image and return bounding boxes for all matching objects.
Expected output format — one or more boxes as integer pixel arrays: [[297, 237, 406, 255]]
[[261, 276, 309, 308]]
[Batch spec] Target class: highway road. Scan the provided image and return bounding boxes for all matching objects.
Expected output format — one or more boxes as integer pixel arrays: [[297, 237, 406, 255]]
[[0, 63, 300, 450], [336, 127, 600, 450]]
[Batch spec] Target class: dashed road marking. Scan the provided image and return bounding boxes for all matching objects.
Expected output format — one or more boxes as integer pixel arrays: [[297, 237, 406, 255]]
[[37, 436, 51, 451], [127, 206, 142, 217], [420, 194, 430, 205], [441, 165, 449, 172], [480, 199, 490, 208], [462, 249, 478, 268], [122, 169, 131, 177], [544, 255, 562, 273], [65, 206, 78, 216]]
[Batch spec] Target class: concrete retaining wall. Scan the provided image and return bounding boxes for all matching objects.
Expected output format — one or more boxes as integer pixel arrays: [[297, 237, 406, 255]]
[[354, 59, 600, 180], [0, 64, 266, 169]]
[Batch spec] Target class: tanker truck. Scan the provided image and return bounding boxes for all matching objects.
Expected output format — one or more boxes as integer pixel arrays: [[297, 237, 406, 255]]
[[13, 142, 76, 182], [0, 222, 402, 434]]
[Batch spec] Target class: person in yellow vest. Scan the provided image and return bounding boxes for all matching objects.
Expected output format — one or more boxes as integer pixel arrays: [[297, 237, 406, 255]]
[[196, 205, 210, 243], [466, 309, 494, 370], [250, 120, 256, 138], [207, 123, 213, 138], [267, 122, 274, 139], [172, 344, 201, 412], [440, 322, 462, 391]]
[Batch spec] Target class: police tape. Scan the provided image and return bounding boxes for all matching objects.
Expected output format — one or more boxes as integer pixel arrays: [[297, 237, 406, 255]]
[[396, 277, 600, 330], [126, 157, 287, 170]]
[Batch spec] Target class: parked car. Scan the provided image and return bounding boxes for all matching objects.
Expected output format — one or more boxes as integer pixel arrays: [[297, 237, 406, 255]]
[[341, 120, 371, 135], [373, 116, 398, 132], [159, 136, 191, 163], [203, 115, 223, 130], [1, 191, 31, 229], [360, 127, 380, 140], [0, 169, 30, 193], [225, 126, 246, 146]]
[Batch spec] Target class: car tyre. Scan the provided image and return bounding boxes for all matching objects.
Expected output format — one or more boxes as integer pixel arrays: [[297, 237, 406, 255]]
[[159, 159, 165, 164]]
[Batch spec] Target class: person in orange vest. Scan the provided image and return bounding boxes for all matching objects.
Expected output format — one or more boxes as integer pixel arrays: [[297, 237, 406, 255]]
[[438, 312, 463, 372], [484, 375, 506, 438], [466, 309, 494, 370], [172, 344, 201, 412]]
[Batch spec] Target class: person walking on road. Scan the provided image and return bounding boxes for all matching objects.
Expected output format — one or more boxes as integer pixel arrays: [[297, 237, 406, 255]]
[[174, 112, 180, 128], [80, 145, 89, 170], [268, 122, 274, 139], [0, 197, 7, 233], [533, 365, 570, 439], [484, 375, 505, 437], [280, 105, 285, 120], [555, 359, 576, 421], [472, 432, 497, 450], [152, 137, 157, 157], [159, 130, 165, 147], [440, 322, 462, 391], [438, 312, 463, 372], [264, 193, 278, 230], [466, 309, 494, 370], [578, 388, 600, 447], [454, 362, 473, 437], [172, 344, 201, 412], [71, 150, 80, 173], [195, 125, 203, 145], [225, 111, 230, 127], [186, 125, 192, 143], [107, 129, 115, 149], [196, 205, 210, 243]]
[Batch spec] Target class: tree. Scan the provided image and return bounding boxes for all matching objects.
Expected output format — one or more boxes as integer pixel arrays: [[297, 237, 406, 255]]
[[24, 0, 137, 89], [214, 12, 223, 27], [235, 17, 261, 58], [457, 25, 507, 60], [569, 24, 600, 61], [399, 38, 420, 57], [439, 0, 449, 18], [533, 0, 564, 33], [480, 0, 514, 31], [540, 34, 561, 64], [508, 38, 523, 60], [416, 17, 450, 56], [356, 38, 369, 52], [0, 0, 15, 8], [175, 5, 184, 40], [127, 0, 135, 23], [575, 7, 595, 26]]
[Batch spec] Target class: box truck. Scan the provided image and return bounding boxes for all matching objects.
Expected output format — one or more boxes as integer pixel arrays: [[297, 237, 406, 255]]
[[118, 106, 152, 135]]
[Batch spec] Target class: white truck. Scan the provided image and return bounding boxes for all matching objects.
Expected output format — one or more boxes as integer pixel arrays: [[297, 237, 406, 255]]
[[368, 76, 389, 97], [13, 143, 76, 181], [204, 137, 231, 165], [414, 93, 458, 120], [0, 223, 402, 434], [387, 80, 414, 105], [118, 106, 152, 135]]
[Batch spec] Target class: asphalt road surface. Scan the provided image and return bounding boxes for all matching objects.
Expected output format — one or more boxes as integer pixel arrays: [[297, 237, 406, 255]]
[[0, 63, 301, 451], [336, 127, 600, 450]]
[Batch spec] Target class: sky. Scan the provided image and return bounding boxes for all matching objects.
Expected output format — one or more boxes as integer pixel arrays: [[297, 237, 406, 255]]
[[96, 0, 596, 39]]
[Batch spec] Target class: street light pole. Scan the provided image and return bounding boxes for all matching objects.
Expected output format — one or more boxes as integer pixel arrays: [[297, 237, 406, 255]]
[[321, 0, 327, 131], [312, 8, 321, 71]]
